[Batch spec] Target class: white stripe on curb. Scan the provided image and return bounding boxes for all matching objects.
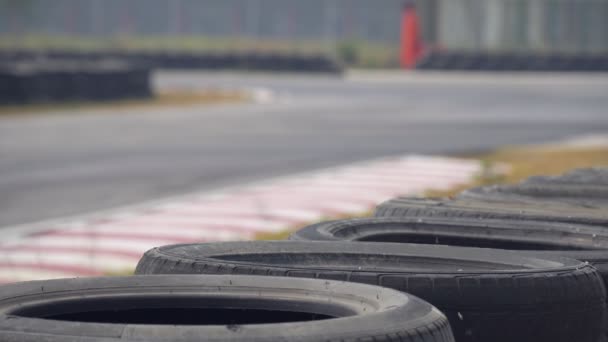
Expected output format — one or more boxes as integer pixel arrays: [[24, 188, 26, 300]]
[[0, 155, 480, 283]]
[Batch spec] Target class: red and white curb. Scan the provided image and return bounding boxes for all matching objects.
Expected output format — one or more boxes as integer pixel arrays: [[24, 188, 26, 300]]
[[0, 155, 480, 283]]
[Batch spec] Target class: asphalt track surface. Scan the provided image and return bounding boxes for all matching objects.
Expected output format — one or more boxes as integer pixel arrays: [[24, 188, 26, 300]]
[[1, 70, 607, 227]]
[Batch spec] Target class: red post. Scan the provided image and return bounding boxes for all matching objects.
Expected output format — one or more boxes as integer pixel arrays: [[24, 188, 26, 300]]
[[400, 2, 423, 69]]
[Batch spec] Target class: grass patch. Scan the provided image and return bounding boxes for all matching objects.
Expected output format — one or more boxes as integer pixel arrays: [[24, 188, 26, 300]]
[[0, 34, 328, 55], [0, 34, 398, 69], [427, 145, 608, 198], [103, 269, 135, 277], [0, 90, 248, 116]]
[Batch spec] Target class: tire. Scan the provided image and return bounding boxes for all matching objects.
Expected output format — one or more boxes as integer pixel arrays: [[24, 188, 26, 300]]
[[459, 184, 608, 208], [289, 216, 608, 285], [375, 197, 608, 225], [136, 241, 606, 342], [0, 275, 453, 342], [459, 169, 608, 207], [523, 168, 608, 186], [458, 184, 608, 200]]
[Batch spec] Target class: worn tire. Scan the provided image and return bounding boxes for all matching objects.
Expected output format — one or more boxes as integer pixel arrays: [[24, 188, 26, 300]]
[[459, 184, 608, 207], [290, 216, 608, 283], [375, 197, 608, 225], [0, 275, 452, 342], [136, 241, 606, 342], [524, 168, 608, 186], [460, 168, 608, 207]]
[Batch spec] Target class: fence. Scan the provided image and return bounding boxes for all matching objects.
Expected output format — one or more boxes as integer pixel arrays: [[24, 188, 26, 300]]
[[1, 0, 607, 54], [437, 0, 608, 54]]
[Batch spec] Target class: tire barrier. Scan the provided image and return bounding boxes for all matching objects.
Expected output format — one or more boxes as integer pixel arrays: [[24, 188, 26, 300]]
[[0, 60, 152, 105], [290, 216, 608, 297], [0, 49, 344, 74], [416, 51, 608, 72], [460, 183, 608, 207], [524, 168, 608, 186], [459, 168, 608, 207], [374, 196, 608, 225], [372, 167, 608, 341], [3, 167, 608, 341], [0, 275, 454, 342], [136, 241, 606, 342]]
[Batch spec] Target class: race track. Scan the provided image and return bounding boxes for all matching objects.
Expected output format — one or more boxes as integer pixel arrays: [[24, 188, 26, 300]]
[[1, 70, 607, 227]]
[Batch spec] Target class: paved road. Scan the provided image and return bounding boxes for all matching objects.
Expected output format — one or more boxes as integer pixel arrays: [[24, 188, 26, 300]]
[[1, 71, 608, 227]]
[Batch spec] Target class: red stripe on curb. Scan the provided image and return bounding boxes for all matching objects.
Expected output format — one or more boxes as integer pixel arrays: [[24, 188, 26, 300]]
[[28, 230, 209, 244], [224, 193, 381, 206], [189, 189, 385, 205], [0, 245, 143, 260], [140, 209, 308, 225], [240, 184, 419, 196], [88, 221, 272, 234], [0, 156, 481, 284], [0, 262, 104, 276], [170, 199, 368, 212], [86, 219, 286, 233]]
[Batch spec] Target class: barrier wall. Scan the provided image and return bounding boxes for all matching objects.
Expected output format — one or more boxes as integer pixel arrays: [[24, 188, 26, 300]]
[[0, 50, 343, 73], [0, 60, 152, 105], [415, 51, 608, 71]]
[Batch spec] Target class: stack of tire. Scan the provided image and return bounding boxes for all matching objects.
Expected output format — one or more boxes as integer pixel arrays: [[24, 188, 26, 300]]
[[0, 49, 344, 74], [0, 59, 152, 105], [415, 50, 608, 72], [2, 168, 607, 341]]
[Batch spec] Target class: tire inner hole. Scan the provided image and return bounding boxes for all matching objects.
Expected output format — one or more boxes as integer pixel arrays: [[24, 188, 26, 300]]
[[11, 296, 340, 325], [356, 232, 587, 251]]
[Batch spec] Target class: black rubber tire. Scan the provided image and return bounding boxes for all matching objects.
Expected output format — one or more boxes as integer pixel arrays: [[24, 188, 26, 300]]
[[524, 168, 608, 186], [374, 197, 608, 225], [136, 241, 606, 342], [289, 216, 608, 284], [0, 274, 453, 342], [459, 168, 608, 208], [459, 184, 608, 208]]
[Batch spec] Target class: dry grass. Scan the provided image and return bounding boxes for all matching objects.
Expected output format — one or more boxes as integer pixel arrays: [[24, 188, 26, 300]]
[[0, 90, 248, 117], [103, 269, 135, 276], [427, 145, 608, 198], [254, 229, 297, 241]]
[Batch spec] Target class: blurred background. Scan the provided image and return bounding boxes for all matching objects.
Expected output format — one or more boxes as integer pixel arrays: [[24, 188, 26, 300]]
[[1, 0, 608, 68]]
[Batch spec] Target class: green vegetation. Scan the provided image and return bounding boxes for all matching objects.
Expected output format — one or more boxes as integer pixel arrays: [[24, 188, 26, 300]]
[[0, 34, 399, 68], [103, 269, 135, 277]]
